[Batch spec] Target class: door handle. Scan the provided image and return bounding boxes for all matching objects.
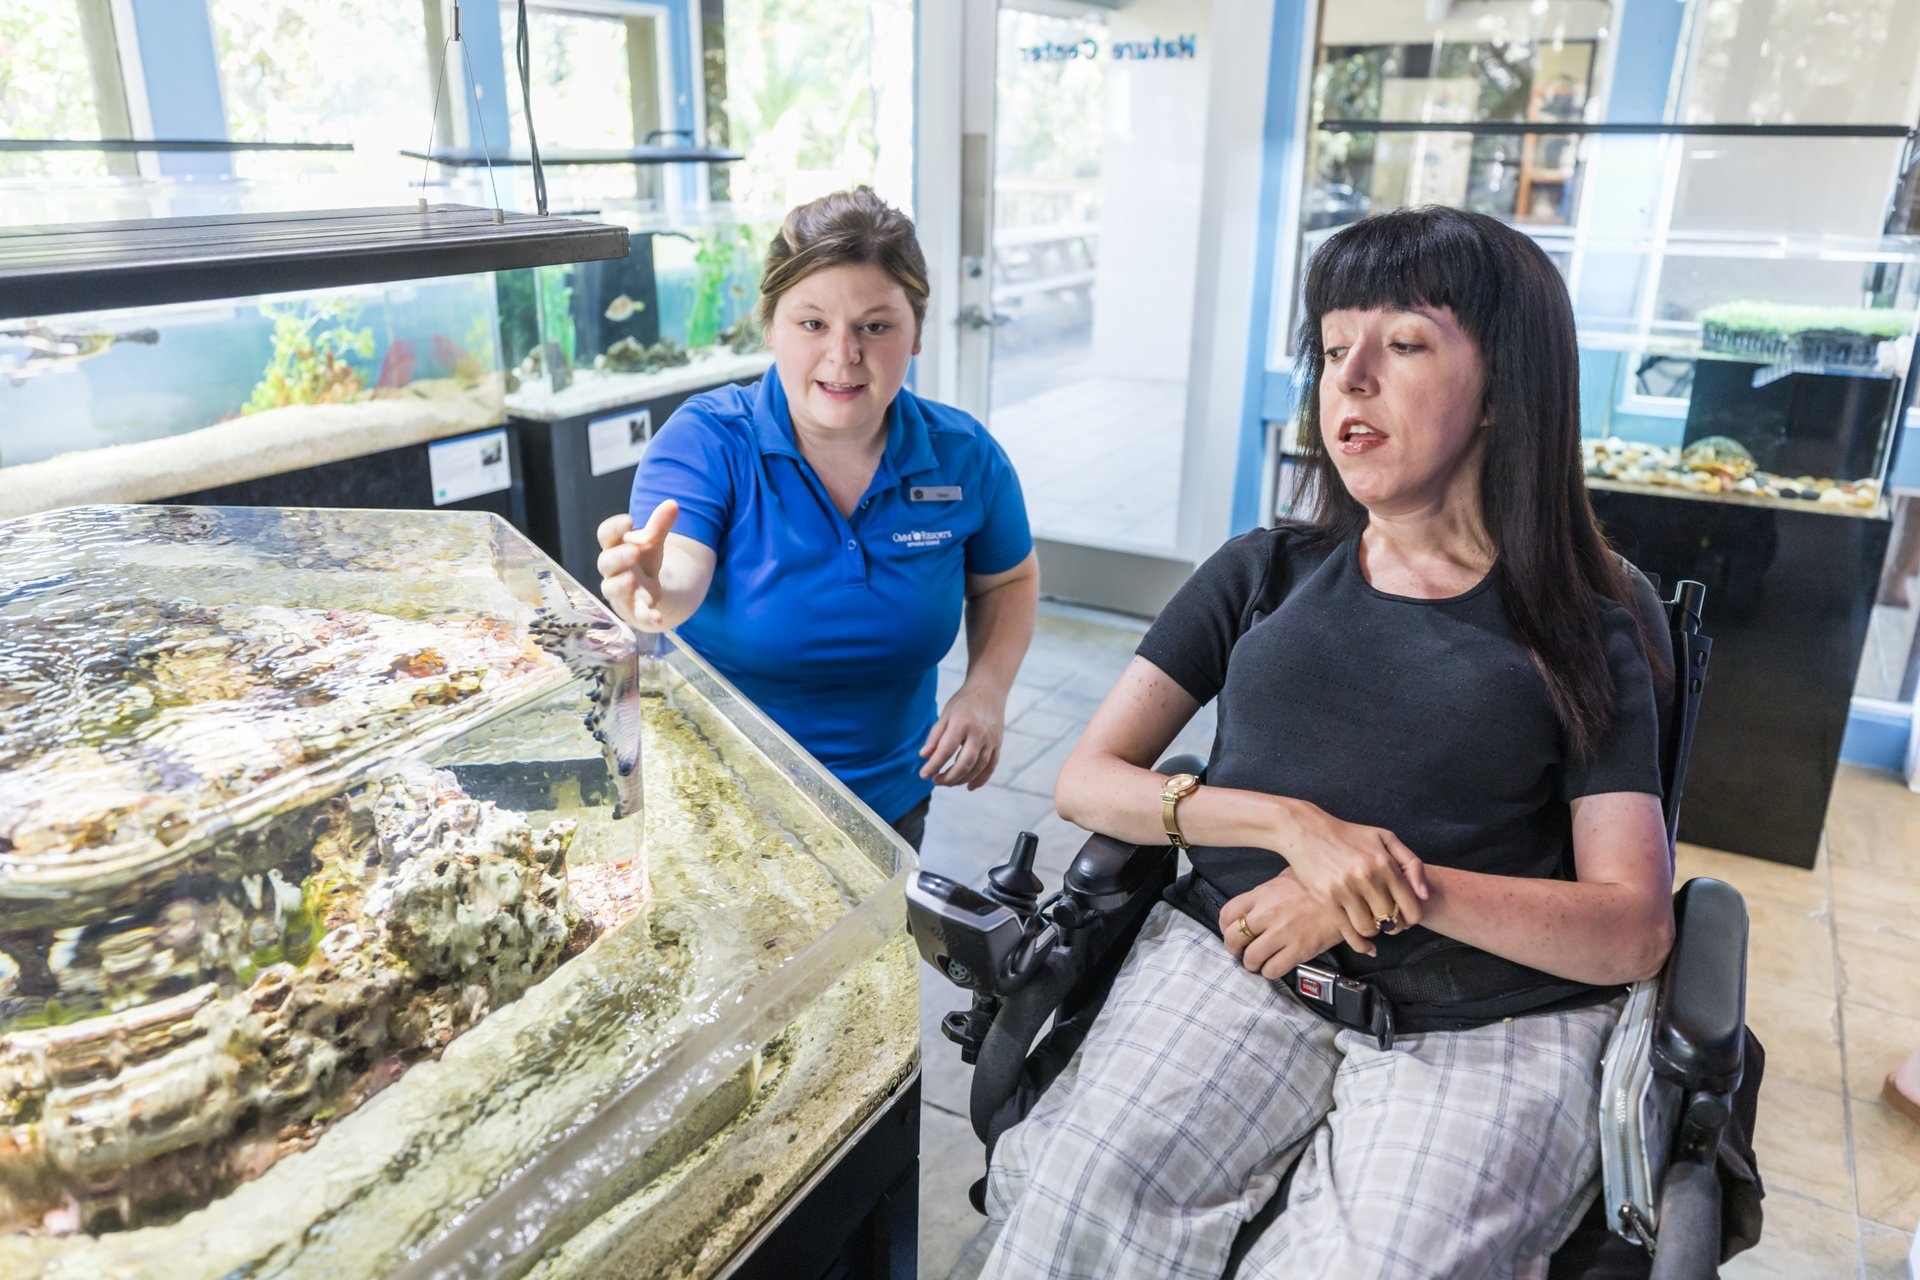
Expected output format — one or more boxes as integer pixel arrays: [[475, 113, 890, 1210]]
[[959, 304, 1012, 331]]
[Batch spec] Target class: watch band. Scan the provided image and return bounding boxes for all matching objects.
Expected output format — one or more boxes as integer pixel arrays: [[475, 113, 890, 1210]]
[[1161, 775, 1197, 849]]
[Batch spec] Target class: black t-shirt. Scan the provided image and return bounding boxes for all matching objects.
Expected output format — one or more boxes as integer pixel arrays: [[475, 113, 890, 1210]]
[[1138, 524, 1662, 1022]]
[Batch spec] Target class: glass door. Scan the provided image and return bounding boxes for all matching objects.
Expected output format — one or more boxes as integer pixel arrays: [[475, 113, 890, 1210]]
[[959, 0, 1215, 566]]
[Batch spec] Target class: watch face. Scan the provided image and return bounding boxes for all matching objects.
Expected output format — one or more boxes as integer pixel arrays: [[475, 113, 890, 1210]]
[[1165, 772, 1199, 797]]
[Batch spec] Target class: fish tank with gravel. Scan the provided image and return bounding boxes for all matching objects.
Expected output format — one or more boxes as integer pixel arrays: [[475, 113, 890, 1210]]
[[1560, 231, 1920, 518], [499, 205, 778, 423], [0, 277, 506, 521], [0, 504, 918, 1279]]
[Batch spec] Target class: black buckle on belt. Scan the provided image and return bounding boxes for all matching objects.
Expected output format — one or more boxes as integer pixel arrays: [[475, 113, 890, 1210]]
[[1289, 963, 1396, 1050]]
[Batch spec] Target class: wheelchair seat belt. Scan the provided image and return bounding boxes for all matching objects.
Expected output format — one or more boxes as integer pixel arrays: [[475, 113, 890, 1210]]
[[1174, 873, 1399, 1049], [1287, 963, 1396, 1050]]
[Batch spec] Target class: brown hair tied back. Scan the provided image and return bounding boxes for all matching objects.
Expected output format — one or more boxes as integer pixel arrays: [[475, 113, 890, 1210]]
[[757, 187, 930, 335]]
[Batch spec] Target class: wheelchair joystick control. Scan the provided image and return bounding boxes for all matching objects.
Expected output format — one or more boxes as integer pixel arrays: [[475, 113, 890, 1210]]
[[986, 831, 1045, 918]]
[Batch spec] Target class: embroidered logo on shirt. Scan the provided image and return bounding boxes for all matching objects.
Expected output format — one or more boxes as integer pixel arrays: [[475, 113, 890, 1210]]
[[892, 528, 955, 548]]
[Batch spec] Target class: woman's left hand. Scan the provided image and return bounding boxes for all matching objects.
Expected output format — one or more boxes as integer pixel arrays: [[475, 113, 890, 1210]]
[[920, 681, 1006, 788], [1221, 871, 1372, 978]]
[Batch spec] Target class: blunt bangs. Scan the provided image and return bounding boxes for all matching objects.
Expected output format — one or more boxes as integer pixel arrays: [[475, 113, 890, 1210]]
[[1300, 207, 1507, 354]]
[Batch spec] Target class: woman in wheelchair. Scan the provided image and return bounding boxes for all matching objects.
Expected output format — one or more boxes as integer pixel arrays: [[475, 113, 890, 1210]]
[[979, 206, 1677, 1280]]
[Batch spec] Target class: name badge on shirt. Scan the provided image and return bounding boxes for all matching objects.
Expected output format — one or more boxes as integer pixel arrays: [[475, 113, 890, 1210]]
[[911, 485, 962, 502]]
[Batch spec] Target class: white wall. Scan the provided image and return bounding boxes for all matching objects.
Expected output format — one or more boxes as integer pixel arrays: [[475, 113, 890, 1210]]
[[1087, 0, 1212, 381]]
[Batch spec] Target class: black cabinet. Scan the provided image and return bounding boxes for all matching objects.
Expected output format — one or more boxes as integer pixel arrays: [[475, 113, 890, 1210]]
[[163, 428, 527, 526], [1592, 487, 1893, 866]]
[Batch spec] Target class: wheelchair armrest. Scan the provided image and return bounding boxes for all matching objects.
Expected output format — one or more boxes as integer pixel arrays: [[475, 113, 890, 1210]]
[[1651, 877, 1748, 1096], [1063, 833, 1176, 912]]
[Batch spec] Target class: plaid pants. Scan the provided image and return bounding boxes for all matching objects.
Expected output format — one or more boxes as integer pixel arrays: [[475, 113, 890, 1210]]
[[980, 903, 1622, 1280]]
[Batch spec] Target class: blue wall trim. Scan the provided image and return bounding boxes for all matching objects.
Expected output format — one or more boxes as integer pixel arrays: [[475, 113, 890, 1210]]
[[664, 0, 700, 207], [1842, 702, 1914, 772], [1231, 2, 1311, 534], [1890, 411, 1920, 489], [127, 0, 229, 179], [1606, 0, 1687, 121]]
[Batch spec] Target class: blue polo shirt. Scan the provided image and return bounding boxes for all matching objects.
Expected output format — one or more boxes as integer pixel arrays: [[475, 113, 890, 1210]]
[[629, 369, 1032, 824]]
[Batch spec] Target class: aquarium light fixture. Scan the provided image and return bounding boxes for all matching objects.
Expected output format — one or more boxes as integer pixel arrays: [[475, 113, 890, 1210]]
[[0, 204, 629, 321]]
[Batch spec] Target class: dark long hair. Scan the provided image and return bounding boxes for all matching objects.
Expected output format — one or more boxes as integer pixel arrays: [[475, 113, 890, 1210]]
[[1294, 206, 1643, 760]]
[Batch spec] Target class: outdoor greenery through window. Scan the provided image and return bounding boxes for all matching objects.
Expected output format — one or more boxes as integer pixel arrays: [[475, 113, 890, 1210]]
[[0, 0, 117, 182], [716, 0, 914, 214], [505, 4, 641, 154], [212, 0, 434, 183]]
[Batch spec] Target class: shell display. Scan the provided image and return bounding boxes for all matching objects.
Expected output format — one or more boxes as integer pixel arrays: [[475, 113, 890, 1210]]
[[1583, 436, 1881, 511]]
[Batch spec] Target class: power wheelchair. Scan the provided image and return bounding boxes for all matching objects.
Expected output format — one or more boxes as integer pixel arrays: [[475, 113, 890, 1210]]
[[908, 571, 1766, 1278]]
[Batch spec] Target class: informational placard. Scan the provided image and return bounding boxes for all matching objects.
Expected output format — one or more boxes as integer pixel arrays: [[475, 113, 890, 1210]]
[[429, 429, 512, 506], [587, 407, 653, 477]]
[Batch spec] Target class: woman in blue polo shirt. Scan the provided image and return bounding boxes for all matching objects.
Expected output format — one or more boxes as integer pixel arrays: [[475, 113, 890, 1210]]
[[595, 187, 1039, 849]]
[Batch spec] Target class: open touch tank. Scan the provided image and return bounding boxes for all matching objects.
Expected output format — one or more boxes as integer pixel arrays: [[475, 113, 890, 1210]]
[[0, 505, 918, 1278]]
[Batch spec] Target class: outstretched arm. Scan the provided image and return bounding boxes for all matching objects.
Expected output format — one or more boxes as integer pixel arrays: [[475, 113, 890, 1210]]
[[595, 500, 718, 632]]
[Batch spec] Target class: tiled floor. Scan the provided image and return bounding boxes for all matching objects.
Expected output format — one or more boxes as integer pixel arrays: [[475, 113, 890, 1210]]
[[916, 601, 1920, 1279], [989, 374, 1187, 555]]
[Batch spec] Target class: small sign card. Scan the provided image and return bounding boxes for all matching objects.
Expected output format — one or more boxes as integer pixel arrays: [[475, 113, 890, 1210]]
[[588, 408, 653, 477], [429, 429, 512, 505]]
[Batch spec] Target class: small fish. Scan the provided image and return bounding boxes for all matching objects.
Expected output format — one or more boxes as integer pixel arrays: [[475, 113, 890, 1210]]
[[603, 294, 645, 323]]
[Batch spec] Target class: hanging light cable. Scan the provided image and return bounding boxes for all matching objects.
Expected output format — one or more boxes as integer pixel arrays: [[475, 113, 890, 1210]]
[[420, 1, 503, 222], [515, 0, 549, 217]]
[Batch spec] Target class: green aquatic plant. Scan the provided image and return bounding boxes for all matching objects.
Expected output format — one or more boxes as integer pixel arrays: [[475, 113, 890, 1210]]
[[495, 269, 540, 369], [242, 298, 376, 414], [535, 265, 576, 372], [688, 228, 756, 350], [686, 233, 729, 350]]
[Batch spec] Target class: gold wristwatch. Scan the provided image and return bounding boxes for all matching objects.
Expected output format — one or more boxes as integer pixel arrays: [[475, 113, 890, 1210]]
[[1160, 773, 1200, 849]]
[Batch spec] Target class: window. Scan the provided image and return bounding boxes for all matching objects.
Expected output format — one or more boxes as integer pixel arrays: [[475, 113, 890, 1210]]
[[1303, 3, 1612, 238], [505, 4, 647, 153], [0, 0, 128, 182], [211, 0, 435, 183], [716, 0, 914, 213]]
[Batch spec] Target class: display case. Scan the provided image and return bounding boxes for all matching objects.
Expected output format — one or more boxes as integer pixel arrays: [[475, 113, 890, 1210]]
[[1569, 229, 1918, 518], [0, 277, 507, 519], [0, 505, 918, 1278], [499, 203, 777, 424]]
